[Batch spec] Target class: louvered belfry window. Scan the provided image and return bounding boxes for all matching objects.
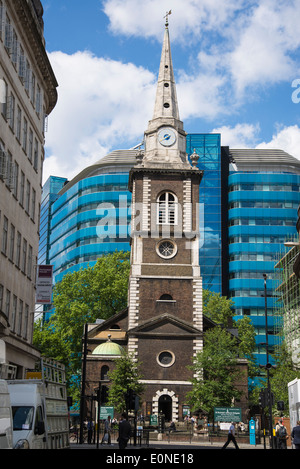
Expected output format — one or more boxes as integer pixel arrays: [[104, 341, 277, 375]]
[[157, 192, 177, 224]]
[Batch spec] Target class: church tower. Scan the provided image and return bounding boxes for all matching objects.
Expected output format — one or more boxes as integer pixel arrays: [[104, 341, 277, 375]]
[[127, 15, 204, 422]]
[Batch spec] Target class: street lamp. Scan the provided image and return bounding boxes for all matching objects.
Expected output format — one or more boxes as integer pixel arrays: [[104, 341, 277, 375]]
[[263, 273, 274, 449]]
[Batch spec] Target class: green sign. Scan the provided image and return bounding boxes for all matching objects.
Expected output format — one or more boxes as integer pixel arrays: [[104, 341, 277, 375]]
[[150, 414, 158, 425], [100, 406, 114, 419], [214, 407, 242, 422]]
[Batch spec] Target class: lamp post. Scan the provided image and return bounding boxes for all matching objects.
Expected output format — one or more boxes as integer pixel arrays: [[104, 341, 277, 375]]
[[79, 323, 88, 444], [263, 273, 274, 449]]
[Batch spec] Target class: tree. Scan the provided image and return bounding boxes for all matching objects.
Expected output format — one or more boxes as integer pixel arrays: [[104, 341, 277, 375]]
[[202, 290, 234, 325], [107, 353, 145, 413], [33, 251, 130, 400], [187, 326, 244, 418]]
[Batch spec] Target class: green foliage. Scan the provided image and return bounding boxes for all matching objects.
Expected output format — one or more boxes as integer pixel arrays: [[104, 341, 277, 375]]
[[202, 290, 234, 325], [33, 251, 130, 401], [250, 343, 300, 417], [187, 326, 244, 418], [107, 353, 145, 413]]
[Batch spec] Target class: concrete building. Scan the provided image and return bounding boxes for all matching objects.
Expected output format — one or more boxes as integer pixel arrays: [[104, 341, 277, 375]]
[[0, 0, 58, 376]]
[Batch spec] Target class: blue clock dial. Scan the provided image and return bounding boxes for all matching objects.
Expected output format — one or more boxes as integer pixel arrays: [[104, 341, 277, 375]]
[[158, 127, 176, 146]]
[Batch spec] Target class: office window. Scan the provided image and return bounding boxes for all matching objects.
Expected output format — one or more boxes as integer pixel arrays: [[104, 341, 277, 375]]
[[22, 238, 27, 273], [15, 231, 21, 268], [19, 171, 25, 206], [25, 179, 30, 213], [9, 224, 15, 261], [2, 215, 8, 255], [22, 117, 28, 153], [16, 106, 21, 141]]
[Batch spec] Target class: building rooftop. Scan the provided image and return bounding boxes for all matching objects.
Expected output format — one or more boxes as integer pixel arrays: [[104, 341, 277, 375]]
[[229, 148, 300, 174]]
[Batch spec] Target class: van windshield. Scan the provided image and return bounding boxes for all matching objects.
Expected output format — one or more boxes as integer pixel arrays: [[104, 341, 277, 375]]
[[12, 406, 34, 431]]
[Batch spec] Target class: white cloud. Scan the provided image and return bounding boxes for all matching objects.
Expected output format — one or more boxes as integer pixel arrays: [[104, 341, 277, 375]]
[[211, 122, 300, 162], [102, 0, 244, 43], [44, 50, 156, 183], [228, 0, 300, 95], [212, 123, 261, 148], [256, 124, 300, 161]]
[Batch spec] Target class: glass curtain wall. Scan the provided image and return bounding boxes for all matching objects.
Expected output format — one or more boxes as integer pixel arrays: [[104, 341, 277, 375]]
[[228, 172, 300, 366], [186, 134, 222, 294]]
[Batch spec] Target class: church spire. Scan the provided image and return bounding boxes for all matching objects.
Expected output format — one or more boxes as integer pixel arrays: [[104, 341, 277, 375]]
[[151, 11, 180, 123], [141, 14, 191, 169]]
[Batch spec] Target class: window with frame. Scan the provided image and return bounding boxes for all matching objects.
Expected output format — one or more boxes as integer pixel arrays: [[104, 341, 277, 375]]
[[157, 192, 177, 225]]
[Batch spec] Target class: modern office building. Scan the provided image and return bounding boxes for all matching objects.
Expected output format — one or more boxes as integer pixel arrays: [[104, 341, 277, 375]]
[[48, 150, 135, 284], [42, 143, 300, 371], [39, 176, 68, 267], [0, 0, 58, 376], [48, 135, 226, 293], [227, 149, 300, 365]]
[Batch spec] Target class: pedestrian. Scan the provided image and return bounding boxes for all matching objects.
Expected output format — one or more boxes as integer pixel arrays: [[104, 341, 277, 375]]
[[87, 418, 94, 444], [118, 413, 131, 449], [276, 419, 288, 449], [291, 420, 300, 449], [222, 422, 239, 449], [101, 415, 112, 445]]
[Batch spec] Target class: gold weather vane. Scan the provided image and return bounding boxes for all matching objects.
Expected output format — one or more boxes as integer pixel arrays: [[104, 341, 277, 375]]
[[164, 10, 172, 27]]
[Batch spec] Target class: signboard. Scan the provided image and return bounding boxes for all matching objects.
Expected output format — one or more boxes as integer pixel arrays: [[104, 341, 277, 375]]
[[214, 407, 242, 422], [36, 265, 53, 304], [100, 406, 114, 420], [150, 414, 158, 425]]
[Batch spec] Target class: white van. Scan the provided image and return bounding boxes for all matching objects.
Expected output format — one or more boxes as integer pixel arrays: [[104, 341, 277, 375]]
[[0, 379, 13, 449], [8, 381, 47, 449]]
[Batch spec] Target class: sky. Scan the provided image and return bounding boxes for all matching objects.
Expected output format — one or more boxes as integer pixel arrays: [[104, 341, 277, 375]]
[[41, 0, 300, 184]]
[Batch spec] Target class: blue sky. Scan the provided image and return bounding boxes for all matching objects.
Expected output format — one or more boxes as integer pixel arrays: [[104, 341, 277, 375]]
[[41, 0, 300, 183]]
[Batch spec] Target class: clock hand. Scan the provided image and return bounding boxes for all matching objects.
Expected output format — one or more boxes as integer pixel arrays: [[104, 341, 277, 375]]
[[160, 134, 170, 142]]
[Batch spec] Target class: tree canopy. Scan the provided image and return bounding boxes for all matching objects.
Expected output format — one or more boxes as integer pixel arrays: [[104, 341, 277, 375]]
[[33, 251, 130, 400]]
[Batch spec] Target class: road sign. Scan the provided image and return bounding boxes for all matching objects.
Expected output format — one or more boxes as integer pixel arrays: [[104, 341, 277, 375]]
[[100, 406, 114, 419], [214, 407, 242, 422]]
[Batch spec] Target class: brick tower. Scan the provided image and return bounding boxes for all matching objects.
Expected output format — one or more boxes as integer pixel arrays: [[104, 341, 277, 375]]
[[127, 16, 203, 421]]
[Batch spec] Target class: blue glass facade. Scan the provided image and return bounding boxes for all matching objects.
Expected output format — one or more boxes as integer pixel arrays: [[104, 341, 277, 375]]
[[49, 173, 132, 283], [41, 139, 300, 373], [186, 134, 223, 294], [228, 171, 300, 365], [39, 176, 68, 266]]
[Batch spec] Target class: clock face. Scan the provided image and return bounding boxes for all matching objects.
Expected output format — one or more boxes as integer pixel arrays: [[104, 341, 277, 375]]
[[158, 127, 176, 147]]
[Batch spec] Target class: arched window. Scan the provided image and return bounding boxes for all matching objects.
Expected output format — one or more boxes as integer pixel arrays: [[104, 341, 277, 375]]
[[159, 294, 173, 301], [157, 192, 177, 225]]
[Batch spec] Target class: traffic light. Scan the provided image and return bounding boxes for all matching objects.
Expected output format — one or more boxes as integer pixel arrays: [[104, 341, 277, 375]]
[[277, 401, 285, 411], [125, 389, 138, 411], [259, 389, 267, 408]]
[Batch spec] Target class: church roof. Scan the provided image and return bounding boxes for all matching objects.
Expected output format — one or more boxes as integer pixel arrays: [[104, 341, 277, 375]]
[[92, 334, 124, 356]]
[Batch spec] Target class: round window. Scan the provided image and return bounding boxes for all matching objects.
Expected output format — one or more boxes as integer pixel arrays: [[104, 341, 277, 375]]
[[157, 351, 175, 367], [156, 240, 177, 259]]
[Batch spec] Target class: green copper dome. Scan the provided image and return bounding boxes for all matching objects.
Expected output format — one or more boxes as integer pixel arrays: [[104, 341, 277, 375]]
[[92, 335, 123, 356]]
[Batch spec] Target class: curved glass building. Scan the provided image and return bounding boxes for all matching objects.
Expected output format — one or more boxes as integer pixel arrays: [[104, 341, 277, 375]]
[[48, 150, 137, 284], [41, 140, 300, 373], [228, 149, 300, 366]]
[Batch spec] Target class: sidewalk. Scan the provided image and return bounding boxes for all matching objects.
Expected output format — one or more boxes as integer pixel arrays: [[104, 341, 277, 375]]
[[70, 439, 282, 450]]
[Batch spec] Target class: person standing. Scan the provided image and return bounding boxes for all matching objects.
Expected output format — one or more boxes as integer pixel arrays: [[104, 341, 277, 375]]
[[118, 413, 131, 449], [291, 420, 300, 449], [222, 422, 239, 449], [87, 418, 94, 444]]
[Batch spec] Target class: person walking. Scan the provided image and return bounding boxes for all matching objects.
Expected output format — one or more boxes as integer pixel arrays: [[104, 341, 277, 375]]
[[291, 420, 300, 449], [276, 419, 288, 449], [222, 422, 239, 449], [118, 413, 131, 449], [101, 415, 112, 445]]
